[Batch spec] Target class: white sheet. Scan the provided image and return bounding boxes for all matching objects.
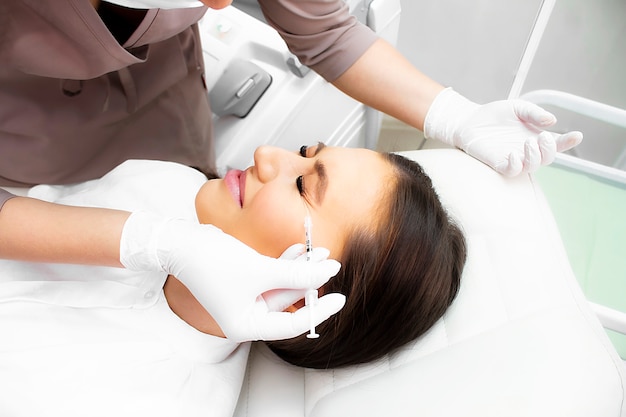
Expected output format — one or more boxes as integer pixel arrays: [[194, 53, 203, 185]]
[[0, 160, 250, 417]]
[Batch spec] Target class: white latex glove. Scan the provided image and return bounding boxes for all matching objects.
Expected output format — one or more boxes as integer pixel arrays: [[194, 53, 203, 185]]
[[262, 243, 331, 312], [424, 87, 583, 176], [120, 212, 346, 343]]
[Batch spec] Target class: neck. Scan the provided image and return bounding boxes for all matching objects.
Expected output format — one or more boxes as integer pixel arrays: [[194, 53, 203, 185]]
[[163, 276, 225, 338]]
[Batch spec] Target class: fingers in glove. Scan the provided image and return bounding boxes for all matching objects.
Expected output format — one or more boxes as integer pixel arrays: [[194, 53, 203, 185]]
[[523, 137, 542, 173], [279, 244, 331, 262], [538, 131, 557, 166], [262, 288, 307, 312], [256, 293, 346, 341], [494, 151, 523, 177], [279, 243, 305, 260], [512, 100, 557, 127], [273, 258, 341, 292], [554, 131, 583, 153], [307, 247, 331, 262], [267, 246, 333, 311]]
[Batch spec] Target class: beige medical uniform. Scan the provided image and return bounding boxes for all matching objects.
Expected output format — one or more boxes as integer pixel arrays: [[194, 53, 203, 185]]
[[0, 0, 376, 187]]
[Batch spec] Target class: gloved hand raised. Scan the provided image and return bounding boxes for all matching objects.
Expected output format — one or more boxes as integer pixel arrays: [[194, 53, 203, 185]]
[[120, 211, 345, 343], [424, 87, 583, 176]]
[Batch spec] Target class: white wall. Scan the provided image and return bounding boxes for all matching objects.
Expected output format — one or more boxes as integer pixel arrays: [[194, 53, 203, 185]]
[[522, 0, 626, 168], [395, 0, 542, 103], [395, 0, 626, 167]]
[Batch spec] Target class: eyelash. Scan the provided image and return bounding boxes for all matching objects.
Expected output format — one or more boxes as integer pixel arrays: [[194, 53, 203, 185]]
[[296, 175, 305, 195], [296, 145, 308, 195]]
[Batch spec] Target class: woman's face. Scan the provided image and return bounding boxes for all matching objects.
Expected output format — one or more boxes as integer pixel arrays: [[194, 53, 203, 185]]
[[195, 144, 394, 258]]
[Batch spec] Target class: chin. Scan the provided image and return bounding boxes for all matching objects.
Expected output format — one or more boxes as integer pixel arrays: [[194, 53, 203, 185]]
[[201, 0, 233, 10]]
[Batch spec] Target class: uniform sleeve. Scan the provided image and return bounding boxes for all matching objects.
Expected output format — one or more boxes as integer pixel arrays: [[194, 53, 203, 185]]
[[257, 0, 378, 81], [0, 189, 16, 211]]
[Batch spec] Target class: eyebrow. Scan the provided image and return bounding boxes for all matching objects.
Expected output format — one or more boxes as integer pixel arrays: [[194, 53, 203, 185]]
[[313, 142, 326, 156], [312, 142, 327, 205], [313, 160, 327, 205]]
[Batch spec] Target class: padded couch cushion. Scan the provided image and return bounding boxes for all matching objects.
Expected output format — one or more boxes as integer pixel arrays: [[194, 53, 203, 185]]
[[234, 149, 626, 417]]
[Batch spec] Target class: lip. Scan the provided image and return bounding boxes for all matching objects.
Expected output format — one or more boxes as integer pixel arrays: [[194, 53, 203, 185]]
[[224, 169, 244, 207], [239, 169, 247, 207]]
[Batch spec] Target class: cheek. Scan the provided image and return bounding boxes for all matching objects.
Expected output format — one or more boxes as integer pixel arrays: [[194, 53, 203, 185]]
[[241, 193, 306, 257], [308, 215, 350, 262]]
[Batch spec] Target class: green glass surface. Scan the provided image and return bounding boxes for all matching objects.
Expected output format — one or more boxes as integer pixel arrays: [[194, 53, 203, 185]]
[[535, 164, 626, 358]]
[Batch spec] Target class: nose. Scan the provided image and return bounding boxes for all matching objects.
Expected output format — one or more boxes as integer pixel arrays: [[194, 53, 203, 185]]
[[254, 146, 300, 183]]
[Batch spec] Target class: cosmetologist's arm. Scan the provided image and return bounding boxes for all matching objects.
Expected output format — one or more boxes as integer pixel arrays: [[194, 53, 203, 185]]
[[0, 195, 128, 267]]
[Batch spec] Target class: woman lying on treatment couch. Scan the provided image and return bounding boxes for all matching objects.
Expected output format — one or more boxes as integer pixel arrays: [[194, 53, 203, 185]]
[[0, 143, 465, 376], [174, 143, 467, 369]]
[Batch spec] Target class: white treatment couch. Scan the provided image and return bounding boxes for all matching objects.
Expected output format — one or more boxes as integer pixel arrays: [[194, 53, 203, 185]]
[[2, 153, 624, 416], [233, 149, 626, 417]]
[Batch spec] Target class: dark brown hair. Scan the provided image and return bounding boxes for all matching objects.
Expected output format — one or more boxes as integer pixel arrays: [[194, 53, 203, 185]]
[[266, 152, 467, 369]]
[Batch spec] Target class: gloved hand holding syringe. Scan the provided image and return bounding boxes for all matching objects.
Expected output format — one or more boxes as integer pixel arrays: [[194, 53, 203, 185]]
[[120, 211, 345, 343]]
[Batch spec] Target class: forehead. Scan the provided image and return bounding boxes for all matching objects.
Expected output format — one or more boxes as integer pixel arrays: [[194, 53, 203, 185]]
[[324, 147, 392, 189], [317, 147, 393, 244]]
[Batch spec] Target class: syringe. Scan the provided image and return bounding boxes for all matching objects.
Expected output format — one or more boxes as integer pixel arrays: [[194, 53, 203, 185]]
[[304, 213, 319, 338], [304, 215, 313, 261]]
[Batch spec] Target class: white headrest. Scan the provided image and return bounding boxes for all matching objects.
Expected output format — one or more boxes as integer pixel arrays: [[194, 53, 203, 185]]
[[235, 149, 626, 417]]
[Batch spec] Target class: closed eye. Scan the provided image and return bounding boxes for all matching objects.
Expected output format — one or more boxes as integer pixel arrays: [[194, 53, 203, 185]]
[[296, 175, 305, 195], [296, 142, 327, 203], [299, 142, 326, 158]]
